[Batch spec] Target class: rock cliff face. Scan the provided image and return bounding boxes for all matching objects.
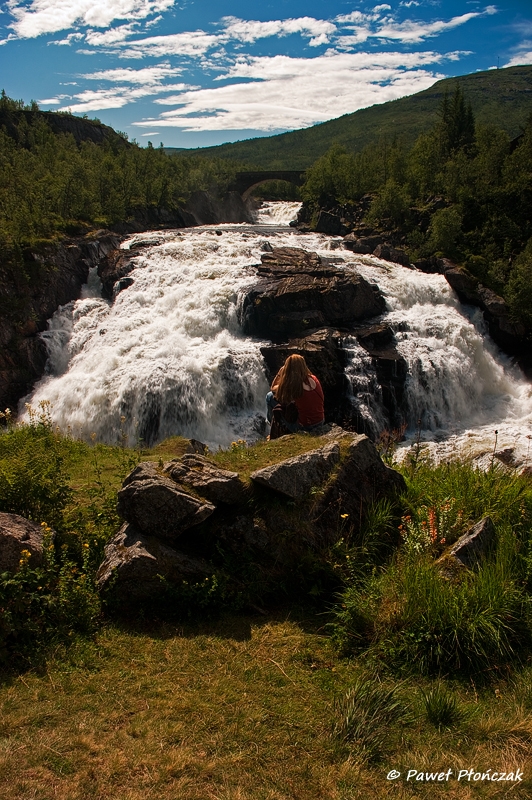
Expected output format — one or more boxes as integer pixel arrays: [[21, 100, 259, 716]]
[[0, 231, 121, 410]]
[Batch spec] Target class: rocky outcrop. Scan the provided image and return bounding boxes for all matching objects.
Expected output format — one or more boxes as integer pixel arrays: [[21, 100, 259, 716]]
[[0, 231, 121, 410], [437, 517, 496, 577], [96, 522, 212, 601], [250, 441, 340, 500], [0, 512, 53, 572], [430, 261, 529, 362], [98, 430, 405, 604], [315, 432, 406, 538], [117, 462, 215, 540], [164, 455, 247, 505], [238, 247, 385, 340]]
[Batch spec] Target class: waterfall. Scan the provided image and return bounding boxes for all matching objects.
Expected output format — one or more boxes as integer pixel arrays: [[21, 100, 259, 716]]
[[347, 255, 532, 463], [25, 204, 532, 460]]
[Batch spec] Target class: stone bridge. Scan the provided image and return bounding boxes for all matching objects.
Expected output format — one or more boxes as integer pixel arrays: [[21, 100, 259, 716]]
[[228, 170, 306, 200]]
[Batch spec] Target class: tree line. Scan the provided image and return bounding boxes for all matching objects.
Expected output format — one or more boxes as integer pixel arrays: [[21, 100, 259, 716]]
[[301, 86, 532, 326], [0, 92, 239, 258]]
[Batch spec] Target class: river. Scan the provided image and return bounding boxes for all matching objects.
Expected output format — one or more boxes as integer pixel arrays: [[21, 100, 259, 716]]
[[26, 201, 532, 465]]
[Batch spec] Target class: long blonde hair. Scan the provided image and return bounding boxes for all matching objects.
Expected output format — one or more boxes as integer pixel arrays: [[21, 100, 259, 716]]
[[272, 354, 312, 404]]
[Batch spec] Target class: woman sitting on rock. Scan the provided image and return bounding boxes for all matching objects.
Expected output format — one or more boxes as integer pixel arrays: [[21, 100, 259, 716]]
[[266, 354, 325, 439]]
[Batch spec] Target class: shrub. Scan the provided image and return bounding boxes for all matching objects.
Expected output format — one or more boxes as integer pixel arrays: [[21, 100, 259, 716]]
[[333, 675, 407, 760], [331, 460, 532, 676], [0, 405, 71, 528], [420, 682, 466, 729], [0, 530, 101, 667]]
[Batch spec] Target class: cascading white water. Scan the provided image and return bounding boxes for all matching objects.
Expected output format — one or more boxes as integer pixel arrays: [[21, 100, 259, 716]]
[[26, 203, 532, 461], [254, 201, 301, 225], [341, 254, 532, 464]]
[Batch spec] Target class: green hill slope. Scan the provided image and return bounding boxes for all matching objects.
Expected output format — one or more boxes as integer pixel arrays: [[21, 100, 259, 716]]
[[168, 65, 532, 169]]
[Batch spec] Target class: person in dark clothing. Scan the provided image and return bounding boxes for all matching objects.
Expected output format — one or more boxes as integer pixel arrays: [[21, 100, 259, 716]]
[[266, 354, 325, 439]]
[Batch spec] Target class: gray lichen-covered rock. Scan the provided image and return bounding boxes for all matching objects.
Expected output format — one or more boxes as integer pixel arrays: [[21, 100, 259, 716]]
[[250, 441, 340, 500], [0, 512, 53, 572], [164, 454, 247, 504], [442, 516, 497, 571], [96, 522, 213, 601], [316, 434, 406, 539], [117, 462, 215, 540]]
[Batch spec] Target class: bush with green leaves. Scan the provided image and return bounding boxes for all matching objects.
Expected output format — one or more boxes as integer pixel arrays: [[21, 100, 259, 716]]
[[0, 528, 101, 667], [0, 406, 72, 528]]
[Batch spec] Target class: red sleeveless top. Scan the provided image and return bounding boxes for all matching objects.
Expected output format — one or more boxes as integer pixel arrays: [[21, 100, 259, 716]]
[[295, 375, 325, 426]]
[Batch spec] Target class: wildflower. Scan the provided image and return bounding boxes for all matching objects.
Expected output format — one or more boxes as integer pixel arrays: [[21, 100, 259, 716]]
[[340, 513, 349, 519], [83, 543, 89, 549]]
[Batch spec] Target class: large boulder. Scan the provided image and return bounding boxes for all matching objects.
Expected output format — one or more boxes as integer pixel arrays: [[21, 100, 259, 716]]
[[164, 454, 247, 505], [316, 433, 406, 539], [0, 512, 52, 572], [250, 441, 341, 500], [96, 522, 213, 601], [438, 517, 496, 574], [372, 244, 411, 267], [117, 462, 215, 540], [238, 247, 385, 341], [343, 234, 383, 254]]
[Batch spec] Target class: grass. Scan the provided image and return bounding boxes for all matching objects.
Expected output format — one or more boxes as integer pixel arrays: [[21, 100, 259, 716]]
[[210, 432, 333, 482], [2, 417, 532, 796], [1, 616, 532, 799]]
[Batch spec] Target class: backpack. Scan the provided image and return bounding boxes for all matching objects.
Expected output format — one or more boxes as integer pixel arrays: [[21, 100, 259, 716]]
[[269, 401, 299, 440]]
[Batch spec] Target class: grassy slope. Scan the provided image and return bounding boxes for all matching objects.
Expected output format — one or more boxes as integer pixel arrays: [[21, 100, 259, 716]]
[[2, 619, 532, 799], [167, 65, 532, 170]]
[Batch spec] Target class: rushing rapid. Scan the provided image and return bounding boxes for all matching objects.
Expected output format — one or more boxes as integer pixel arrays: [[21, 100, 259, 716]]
[[26, 202, 532, 461]]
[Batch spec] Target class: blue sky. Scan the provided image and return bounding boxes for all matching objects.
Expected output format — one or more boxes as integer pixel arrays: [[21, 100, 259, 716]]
[[1, 0, 531, 148]]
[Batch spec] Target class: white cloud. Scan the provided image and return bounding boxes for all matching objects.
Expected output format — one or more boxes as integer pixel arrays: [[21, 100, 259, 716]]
[[219, 16, 337, 47], [85, 23, 138, 45], [7, 0, 175, 39], [55, 80, 192, 111], [336, 6, 497, 48], [117, 29, 220, 58], [82, 63, 181, 84], [133, 51, 453, 133], [113, 16, 338, 59], [49, 31, 83, 45], [372, 10, 495, 43], [505, 46, 532, 67], [140, 131, 159, 135]]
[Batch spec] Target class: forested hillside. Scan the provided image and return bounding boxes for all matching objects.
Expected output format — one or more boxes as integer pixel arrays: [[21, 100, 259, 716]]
[[0, 93, 240, 257], [174, 65, 532, 169], [298, 84, 532, 328]]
